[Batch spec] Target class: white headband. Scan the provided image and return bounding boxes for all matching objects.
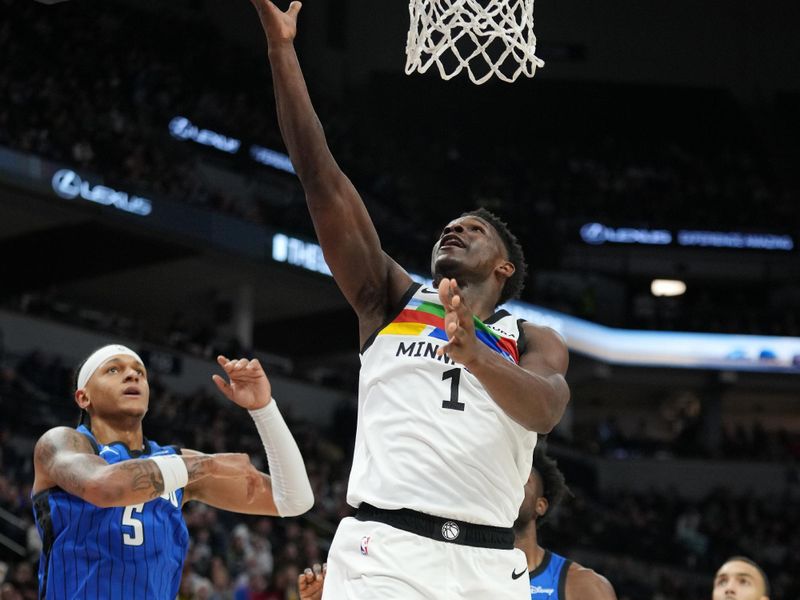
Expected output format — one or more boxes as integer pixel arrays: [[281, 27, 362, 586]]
[[77, 345, 144, 390]]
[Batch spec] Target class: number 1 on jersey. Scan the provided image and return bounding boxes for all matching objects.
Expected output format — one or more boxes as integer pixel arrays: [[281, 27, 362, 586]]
[[441, 368, 465, 411]]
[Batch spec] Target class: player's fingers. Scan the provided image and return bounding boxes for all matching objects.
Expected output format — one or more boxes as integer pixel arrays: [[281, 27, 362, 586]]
[[245, 358, 261, 370], [446, 320, 459, 336], [444, 308, 460, 333], [211, 374, 234, 400], [312, 563, 322, 577], [298, 567, 318, 587], [452, 303, 473, 331], [232, 358, 248, 370], [288, 1, 302, 18], [219, 356, 238, 373], [260, 0, 278, 14], [438, 277, 453, 309]]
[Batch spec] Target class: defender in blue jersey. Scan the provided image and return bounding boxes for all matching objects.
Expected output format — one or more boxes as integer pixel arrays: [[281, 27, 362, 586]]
[[514, 445, 617, 600], [32, 345, 314, 599]]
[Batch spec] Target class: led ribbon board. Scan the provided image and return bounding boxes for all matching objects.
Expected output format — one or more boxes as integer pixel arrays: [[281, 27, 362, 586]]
[[580, 222, 794, 251]]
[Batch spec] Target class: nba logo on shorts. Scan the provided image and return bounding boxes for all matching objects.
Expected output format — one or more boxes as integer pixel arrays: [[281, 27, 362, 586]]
[[360, 536, 371, 555], [441, 521, 460, 541]]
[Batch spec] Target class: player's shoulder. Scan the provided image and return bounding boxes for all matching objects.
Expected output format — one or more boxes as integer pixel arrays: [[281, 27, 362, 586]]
[[520, 321, 566, 348], [518, 321, 568, 368], [35, 426, 94, 455], [33, 427, 95, 485], [566, 562, 617, 600]]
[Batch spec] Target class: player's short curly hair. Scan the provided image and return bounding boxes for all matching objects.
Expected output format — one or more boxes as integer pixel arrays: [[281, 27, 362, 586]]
[[533, 442, 573, 524], [462, 208, 527, 306]]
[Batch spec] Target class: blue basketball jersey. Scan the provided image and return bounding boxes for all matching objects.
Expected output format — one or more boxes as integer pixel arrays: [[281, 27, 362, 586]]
[[32, 425, 189, 599], [529, 549, 572, 600]]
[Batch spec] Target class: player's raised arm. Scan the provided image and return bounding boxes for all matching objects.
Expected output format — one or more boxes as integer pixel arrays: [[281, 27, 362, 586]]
[[249, 0, 411, 335], [182, 355, 314, 516], [33, 427, 254, 508]]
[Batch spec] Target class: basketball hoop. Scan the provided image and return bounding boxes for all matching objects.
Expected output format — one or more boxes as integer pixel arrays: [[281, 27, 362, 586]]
[[405, 0, 545, 85]]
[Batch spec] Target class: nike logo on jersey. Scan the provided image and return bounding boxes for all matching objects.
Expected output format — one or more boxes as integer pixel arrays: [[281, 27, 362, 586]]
[[512, 568, 527, 580], [420, 287, 439, 295]]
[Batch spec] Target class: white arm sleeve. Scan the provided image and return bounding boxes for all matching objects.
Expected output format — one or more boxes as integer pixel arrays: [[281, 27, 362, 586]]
[[249, 400, 314, 517]]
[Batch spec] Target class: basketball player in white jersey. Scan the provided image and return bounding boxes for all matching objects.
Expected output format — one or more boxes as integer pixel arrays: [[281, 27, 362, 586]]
[[248, 2, 570, 597]]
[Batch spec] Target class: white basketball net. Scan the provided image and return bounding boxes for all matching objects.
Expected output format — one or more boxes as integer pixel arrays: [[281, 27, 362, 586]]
[[405, 0, 545, 85]]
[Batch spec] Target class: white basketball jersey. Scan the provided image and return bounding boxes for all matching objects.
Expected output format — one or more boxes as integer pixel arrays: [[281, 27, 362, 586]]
[[347, 283, 538, 527]]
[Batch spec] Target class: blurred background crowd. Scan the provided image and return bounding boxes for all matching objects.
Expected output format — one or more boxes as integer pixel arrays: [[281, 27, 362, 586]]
[[1, 0, 799, 598]]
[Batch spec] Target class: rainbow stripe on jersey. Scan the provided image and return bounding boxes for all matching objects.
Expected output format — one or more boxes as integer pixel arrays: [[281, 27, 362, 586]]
[[379, 297, 520, 363]]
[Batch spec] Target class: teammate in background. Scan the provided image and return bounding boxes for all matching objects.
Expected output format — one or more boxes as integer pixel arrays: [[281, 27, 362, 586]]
[[514, 445, 617, 600], [249, 2, 570, 598], [712, 557, 770, 600], [31, 344, 314, 599]]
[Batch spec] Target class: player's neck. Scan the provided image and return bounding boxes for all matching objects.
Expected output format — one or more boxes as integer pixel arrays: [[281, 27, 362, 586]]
[[89, 417, 145, 451], [514, 521, 543, 571], [456, 282, 501, 321], [433, 271, 501, 319]]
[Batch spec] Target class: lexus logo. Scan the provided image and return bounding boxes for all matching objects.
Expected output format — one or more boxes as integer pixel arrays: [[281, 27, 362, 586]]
[[51, 169, 152, 217], [51, 169, 82, 200], [579, 222, 607, 245], [579, 222, 672, 246]]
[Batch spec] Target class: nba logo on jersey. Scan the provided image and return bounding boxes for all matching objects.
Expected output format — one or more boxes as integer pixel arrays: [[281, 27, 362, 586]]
[[360, 536, 371, 555], [441, 521, 460, 541]]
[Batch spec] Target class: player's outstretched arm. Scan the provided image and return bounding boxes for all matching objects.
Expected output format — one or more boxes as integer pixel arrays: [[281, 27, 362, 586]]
[[183, 355, 314, 516], [249, 0, 411, 336], [566, 567, 618, 600], [32, 427, 251, 507], [437, 278, 570, 433]]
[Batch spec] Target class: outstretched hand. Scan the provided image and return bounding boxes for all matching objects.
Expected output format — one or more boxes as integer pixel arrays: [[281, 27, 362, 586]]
[[298, 563, 326, 600], [436, 278, 483, 367], [212, 356, 272, 411], [249, 0, 302, 47]]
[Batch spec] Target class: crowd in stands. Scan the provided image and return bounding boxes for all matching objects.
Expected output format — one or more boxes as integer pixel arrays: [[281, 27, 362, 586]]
[[7, 292, 251, 368], [1, 347, 799, 599], [566, 414, 800, 463], [2, 2, 799, 598], [3, 0, 800, 338]]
